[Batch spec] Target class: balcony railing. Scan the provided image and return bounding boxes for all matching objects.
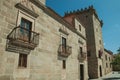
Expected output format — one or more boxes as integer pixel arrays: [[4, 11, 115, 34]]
[[58, 44, 72, 57], [7, 26, 39, 50], [78, 52, 87, 62]]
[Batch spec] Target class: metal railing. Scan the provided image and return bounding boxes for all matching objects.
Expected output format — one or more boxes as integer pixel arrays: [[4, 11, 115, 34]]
[[7, 26, 39, 49], [78, 52, 87, 61], [58, 44, 72, 57]]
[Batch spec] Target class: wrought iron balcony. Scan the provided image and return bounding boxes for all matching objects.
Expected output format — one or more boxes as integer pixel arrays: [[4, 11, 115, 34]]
[[58, 44, 72, 57], [78, 52, 87, 62], [7, 26, 39, 50]]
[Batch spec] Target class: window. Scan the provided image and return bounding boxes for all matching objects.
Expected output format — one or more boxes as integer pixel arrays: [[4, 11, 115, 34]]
[[63, 60, 66, 69], [80, 47, 83, 57], [105, 55, 107, 60], [98, 50, 102, 58], [20, 18, 32, 41], [109, 57, 110, 61], [62, 37, 66, 52], [17, 11, 35, 33], [80, 47, 83, 54], [79, 25, 81, 31], [18, 54, 27, 67], [99, 40, 101, 44], [21, 18, 32, 30], [62, 37, 66, 47], [106, 63, 108, 68]]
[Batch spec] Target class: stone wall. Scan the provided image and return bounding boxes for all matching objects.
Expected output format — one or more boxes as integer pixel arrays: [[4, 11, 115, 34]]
[[92, 14, 104, 78], [0, 0, 88, 80], [104, 49, 113, 74], [0, 0, 20, 80], [76, 9, 104, 79]]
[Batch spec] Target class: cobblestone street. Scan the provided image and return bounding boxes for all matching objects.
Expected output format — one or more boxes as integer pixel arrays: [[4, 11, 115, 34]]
[[90, 71, 120, 80]]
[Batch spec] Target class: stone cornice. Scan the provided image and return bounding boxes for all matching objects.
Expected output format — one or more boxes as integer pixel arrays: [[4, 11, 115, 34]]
[[29, 0, 86, 40], [104, 49, 113, 55], [76, 30, 86, 40], [15, 3, 39, 18], [64, 6, 103, 27], [59, 28, 69, 35], [29, 0, 46, 10]]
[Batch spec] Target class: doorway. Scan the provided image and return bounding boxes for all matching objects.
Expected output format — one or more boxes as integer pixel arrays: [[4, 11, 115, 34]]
[[20, 18, 32, 42], [99, 66, 102, 77], [80, 64, 84, 80]]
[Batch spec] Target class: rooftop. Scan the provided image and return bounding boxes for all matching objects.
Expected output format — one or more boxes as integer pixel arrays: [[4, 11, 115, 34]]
[[64, 5, 103, 27]]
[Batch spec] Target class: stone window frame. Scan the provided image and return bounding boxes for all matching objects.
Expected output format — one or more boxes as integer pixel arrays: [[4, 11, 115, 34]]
[[58, 27, 69, 60], [79, 25, 81, 31], [18, 53, 28, 68], [109, 57, 110, 61], [79, 47, 83, 54], [60, 29, 68, 46], [79, 46, 84, 57], [14, 2, 39, 69], [105, 55, 107, 61], [17, 10, 36, 31], [16, 8, 38, 69], [58, 29, 69, 61], [62, 37, 67, 46], [98, 50, 102, 59], [15, 2, 39, 31], [63, 60, 66, 69], [106, 63, 108, 68], [16, 12, 35, 69]]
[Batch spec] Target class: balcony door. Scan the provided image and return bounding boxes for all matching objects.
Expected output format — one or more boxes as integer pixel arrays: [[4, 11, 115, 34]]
[[99, 66, 102, 77], [20, 18, 32, 42], [62, 37, 66, 53]]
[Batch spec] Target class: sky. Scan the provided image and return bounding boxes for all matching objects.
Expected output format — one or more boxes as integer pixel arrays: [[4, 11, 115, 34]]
[[46, 0, 120, 54]]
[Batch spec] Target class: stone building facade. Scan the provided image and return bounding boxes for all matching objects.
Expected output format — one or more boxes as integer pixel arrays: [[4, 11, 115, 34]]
[[63, 6, 105, 79], [104, 49, 113, 74], [77, 7, 105, 79], [0, 0, 88, 80], [112, 54, 120, 71]]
